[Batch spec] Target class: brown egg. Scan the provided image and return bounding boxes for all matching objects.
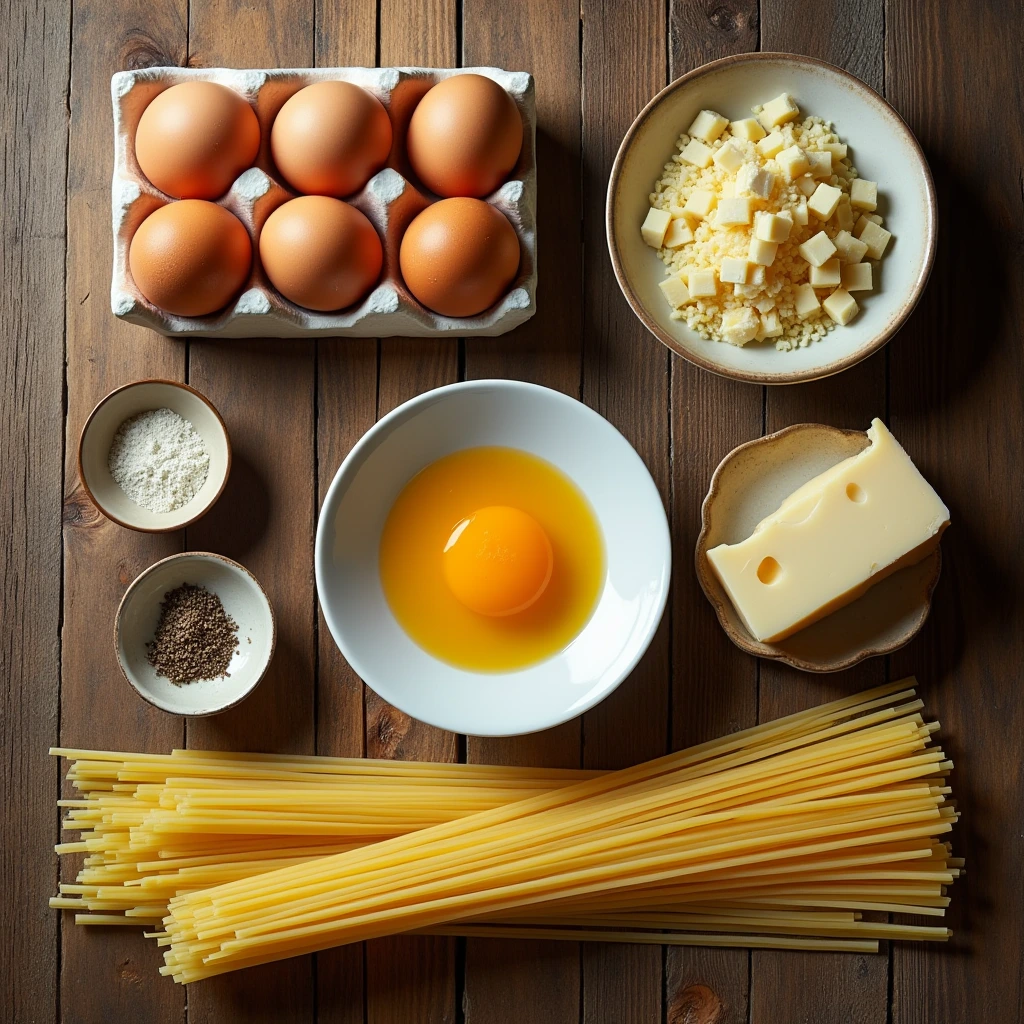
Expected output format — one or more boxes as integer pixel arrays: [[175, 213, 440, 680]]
[[406, 75, 523, 198], [271, 82, 392, 197], [129, 201, 252, 317], [135, 82, 260, 200], [259, 196, 382, 311], [399, 198, 520, 317]]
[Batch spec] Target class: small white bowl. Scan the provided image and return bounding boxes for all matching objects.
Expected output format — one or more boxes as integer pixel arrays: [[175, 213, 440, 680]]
[[607, 53, 937, 385], [315, 380, 671, 737], [79, 379, 231, 531], [115, 552, 276, 716]]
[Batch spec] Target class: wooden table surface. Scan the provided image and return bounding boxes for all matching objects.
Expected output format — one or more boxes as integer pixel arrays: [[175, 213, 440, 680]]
[[4, 0, 1022, 1021]]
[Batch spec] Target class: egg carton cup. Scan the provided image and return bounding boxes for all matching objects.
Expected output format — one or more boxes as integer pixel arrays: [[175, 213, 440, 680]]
[[110, 66, 537, 338]]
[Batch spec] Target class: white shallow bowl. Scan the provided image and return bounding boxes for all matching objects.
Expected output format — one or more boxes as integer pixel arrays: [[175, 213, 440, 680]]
[[316, 380, 671, 737], [79, 379, 231, 531], [116, 552, 276, 715], [607, 53, 936, 384]]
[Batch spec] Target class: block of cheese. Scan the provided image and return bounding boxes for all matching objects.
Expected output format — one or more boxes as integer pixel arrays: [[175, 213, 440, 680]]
[[706, 419, 950, 643]]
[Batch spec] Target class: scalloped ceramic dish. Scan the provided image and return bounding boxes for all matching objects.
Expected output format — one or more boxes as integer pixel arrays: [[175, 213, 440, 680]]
[[695, 423, 941, 672], [111, 65, 536, 338], [607, 53, 936, 384]]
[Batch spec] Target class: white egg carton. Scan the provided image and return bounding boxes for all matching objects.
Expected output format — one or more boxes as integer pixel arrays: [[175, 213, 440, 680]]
[[110, 66, 537, 338]]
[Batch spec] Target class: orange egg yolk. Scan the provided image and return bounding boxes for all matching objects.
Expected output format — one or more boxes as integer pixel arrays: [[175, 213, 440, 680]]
[[442, 506, 554, 617]]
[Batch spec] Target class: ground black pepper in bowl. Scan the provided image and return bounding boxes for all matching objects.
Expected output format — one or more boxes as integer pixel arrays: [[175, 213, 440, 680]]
[[146, 583, 239, 685]]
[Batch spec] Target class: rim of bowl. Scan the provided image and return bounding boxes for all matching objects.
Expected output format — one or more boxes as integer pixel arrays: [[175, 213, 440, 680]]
[[606, 52, 938, 386], [315, 378, 672, 736], [694, 422, 943, 671], [78, 378, 233, 533], [114, 550, 277, 716]]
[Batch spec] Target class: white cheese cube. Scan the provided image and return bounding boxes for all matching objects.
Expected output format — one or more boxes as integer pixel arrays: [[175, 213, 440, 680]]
[[857, 219, 892, 259], [761, 309, 783, 337], [683, 189, 716, 220], [748, 237, 779, 266], [806, 151, 834, 179], [833, 229, 869, 264], [798, 230, 838, 267], [705, 419, 950, 643], [731, 117, 766, 142], [809, 258, 842, 288], [753, 211, 792, 243], [721, 307, 760, 346], [663, 217, 694, 249], [796, 175, 818, 197], [835, 201, 855, 232], [776, 145, 810, 181], [713, 142, 745, 173], [680, 138, 713, 168], [720, 180, 737, 198], [758, 93, 800, 129], [687, 109, 729, 144], [669, 204, 686, 218], [794, 282, 821, 318], [756, 131, 786, 158], [850, 178, 878, 210], [736, 162, 775, 198], [822, 142, 848, 161], [719, 257, 750, 285], [734, 282, 762, 298], [840, 262, 873, 291], [792, 200, 809, 226], [641, 207, 672, 248], [855, 213, 884, 235], [658, 273, 692, 308], [754, 295, 775, 313], [823, 287, 859, 325], [687, 267, 718, 298], [808, 182, 843, 220], [717, 196, 753, 226]]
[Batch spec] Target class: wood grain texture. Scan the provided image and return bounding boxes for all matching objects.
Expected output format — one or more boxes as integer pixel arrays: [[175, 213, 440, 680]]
[[665, 1, 761, 1016], [886, 1, 1024, 1021], [0, 0, 69, 1021], [749, 4, 892, 1022], [60, 1, 189, 1021], [311, 4, 378, 1018], [369, 12, 460, 1024], [579, 1, 668, 1021], [183, 2, 316, 1022], [460, 0, 584, 1019]]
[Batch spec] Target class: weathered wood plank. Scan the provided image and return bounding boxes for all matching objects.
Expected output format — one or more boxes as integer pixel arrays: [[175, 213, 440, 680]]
[[60, 1, 189, 1021], [579, 1, 669, 1021], [183, 2, 317, 1022], [752, 4, 890, 1021], [460, 0, 584, 1018], [312, 4, 378, 1020], [886, 1, 1024, 1021], [665, 1, 761, 1018], [0, 0, 70, 1021], [363, 9, 461, 1022]]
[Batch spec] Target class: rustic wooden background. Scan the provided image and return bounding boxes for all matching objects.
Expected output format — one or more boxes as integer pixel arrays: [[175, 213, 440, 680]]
[[3, 0, 1022, 1021]]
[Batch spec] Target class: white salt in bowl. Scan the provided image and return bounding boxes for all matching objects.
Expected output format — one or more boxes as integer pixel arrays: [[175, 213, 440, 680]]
[[78, 379, 231, 531], [607, 53, 937, 384], [115, 552, 276, 716]]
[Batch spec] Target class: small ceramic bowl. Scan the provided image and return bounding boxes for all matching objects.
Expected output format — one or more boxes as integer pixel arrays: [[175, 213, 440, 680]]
[[607, 53, 937, 384], [316, 380, 671, 737], [695, 423, 941, 672], [115, 552, 276, 715], [79, 379, 231, 531]]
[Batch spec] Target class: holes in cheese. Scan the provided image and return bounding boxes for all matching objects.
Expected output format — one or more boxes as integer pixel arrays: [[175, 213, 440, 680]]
[[706, 419, 950, 644]]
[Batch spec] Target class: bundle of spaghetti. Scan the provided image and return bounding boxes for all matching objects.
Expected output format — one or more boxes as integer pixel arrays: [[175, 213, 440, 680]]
[[50, 748, 600, 925], [160, 680, 961, 982]]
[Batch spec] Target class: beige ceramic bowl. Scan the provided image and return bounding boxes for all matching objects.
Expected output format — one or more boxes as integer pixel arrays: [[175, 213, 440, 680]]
[[115, 551, 276, 716], [79, 379, 231, 531], [607, 53, 937, 384], [695, 423, 942, 672]]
